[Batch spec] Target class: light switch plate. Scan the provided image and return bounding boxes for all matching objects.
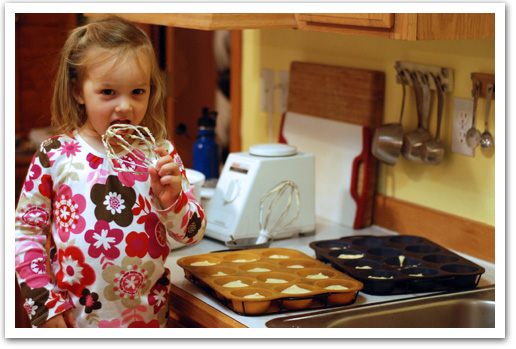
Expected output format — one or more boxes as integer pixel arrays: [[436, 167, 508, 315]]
[[451, 97, 475, 157], [278, 71, 289, 114]]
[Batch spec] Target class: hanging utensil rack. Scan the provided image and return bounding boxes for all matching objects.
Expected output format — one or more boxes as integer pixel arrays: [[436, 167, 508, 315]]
[[395, 61, 454, 92], [471, 73, 495, 99]]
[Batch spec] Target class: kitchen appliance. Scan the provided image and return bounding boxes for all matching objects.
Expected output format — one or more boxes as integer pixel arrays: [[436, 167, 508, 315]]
[[204, 143, 315, 243]]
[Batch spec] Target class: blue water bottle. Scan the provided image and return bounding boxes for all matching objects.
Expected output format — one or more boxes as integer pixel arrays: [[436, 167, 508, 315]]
[[193, 107, 220, 180]]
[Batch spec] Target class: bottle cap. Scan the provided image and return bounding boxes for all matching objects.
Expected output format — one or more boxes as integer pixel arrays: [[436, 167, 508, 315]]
[[198, 107, 217, 128]]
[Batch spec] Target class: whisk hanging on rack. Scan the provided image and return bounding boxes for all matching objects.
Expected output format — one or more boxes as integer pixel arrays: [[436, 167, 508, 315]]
[[255, 180, 300, 244], [102, 124, 160, 174]]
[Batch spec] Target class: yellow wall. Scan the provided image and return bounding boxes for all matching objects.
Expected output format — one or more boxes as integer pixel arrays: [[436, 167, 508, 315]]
[[241, 29, 495, 226]]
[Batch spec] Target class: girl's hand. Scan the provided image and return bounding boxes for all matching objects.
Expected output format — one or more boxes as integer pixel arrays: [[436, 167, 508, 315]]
[[149, 147, 182, 209], [39, 309, 76, 328]]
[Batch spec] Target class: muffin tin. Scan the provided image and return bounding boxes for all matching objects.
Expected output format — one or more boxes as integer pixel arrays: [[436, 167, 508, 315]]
[[177, 248, 363, 316], [310, 235, 485, 295]]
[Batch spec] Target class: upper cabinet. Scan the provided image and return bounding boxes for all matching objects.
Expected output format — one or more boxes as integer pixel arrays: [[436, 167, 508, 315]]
[[86, 13, 495, 40], [295, 13, 495, 40]]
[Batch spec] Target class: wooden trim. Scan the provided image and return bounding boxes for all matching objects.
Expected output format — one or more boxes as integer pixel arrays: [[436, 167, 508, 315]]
[[229, 30, 242, 153], [373, 194, 495, 263], [164, 26, 175, 140], [168, 284, 247, 328], [85, 13, 297, 31], [296, 14, 394, 29]]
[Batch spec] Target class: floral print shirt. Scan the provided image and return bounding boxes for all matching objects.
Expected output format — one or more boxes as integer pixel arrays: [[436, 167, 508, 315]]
[[15, 133, 206, 328]]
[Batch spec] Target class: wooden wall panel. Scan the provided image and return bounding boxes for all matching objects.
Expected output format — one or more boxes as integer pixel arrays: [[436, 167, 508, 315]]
[[374, 194, 495, 263]]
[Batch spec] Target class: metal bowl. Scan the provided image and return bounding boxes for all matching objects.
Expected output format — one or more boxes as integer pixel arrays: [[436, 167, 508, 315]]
[[225, 237, 272, 250]]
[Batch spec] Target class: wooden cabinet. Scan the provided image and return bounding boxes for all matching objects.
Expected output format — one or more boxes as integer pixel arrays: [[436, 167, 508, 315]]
[[415, 13, 495, 40], [91, 13, 495, 41], [295, 13, 495, 40]]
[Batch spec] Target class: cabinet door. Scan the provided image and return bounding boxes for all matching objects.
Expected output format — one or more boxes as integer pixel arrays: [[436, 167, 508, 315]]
[[295, 13, 412, 39], [416, 13, 495, 40], [164, 27, 217, 168], [297, 13, 394, 29]]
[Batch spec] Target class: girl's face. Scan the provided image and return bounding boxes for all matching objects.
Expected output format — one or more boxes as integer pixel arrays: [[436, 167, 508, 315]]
[[75, 48, 152, 146]]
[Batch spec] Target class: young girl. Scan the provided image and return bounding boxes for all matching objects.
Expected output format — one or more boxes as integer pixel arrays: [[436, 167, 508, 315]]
[[15, 16, 206, 328]]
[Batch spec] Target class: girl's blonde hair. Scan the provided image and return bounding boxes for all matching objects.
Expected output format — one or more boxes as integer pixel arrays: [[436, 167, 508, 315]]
[[51, 16, 167, 140]]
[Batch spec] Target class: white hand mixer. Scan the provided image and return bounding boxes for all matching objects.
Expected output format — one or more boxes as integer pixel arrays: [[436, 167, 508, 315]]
[[255, 180, 301, 244]]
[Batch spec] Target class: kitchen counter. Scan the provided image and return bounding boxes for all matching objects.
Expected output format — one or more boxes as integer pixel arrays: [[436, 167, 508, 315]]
[[164, 218, 495, 328]]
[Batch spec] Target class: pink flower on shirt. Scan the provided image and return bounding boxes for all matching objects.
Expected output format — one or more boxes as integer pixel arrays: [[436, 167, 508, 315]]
[[16, 249, 51, 288], [84, 220, 124, 260], [148, 273, 170, 314], [113, 150, 150, 187], [18, 203, 50, 230], [144, 212, 169, 260], [59, 140, 82, 158], [86, 153, 103, 169], [53, 184, 86, 242], [23, 163, 41, 193]]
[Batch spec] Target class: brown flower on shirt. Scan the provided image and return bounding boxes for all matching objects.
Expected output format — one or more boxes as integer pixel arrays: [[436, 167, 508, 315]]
[[91, 175, 136, 227]]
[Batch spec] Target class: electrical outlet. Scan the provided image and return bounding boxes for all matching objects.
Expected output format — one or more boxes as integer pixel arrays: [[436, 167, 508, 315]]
[[451, 97, 475, 157], [260, 69, 275, 113]]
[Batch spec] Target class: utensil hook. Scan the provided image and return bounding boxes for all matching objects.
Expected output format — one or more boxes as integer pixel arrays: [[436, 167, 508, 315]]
[[472, 81, 481, 127], [396, 68, 409, 123], [484, 83, 494, 132], [408, 71, 422, 128], [429, 73, 444, 140]]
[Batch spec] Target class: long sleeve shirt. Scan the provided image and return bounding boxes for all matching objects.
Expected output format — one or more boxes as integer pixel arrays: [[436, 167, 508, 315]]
[[15, 133, 206, 328]]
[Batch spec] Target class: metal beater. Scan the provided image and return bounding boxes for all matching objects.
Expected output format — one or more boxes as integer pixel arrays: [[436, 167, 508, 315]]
[[256, 180, 301, 244], [102, 124, 160, 174]]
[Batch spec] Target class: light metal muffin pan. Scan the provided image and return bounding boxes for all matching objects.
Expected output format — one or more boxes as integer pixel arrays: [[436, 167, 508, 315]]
[[310, 235, 485, 295], [177, 248, 363, 316]]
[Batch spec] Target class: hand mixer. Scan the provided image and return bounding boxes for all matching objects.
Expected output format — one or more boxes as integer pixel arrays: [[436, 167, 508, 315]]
[[255, 180, 301, 244], [102, 124, 161, 175]]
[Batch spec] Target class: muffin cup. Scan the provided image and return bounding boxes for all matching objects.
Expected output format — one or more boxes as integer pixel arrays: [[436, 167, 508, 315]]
[[230, 288, 273, 315], [315, 279, 358, 305], [274, 283, 316, 310]]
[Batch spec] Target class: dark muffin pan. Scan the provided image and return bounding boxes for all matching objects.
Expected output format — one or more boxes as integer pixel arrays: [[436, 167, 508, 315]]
[[310, 235, 485, 295]]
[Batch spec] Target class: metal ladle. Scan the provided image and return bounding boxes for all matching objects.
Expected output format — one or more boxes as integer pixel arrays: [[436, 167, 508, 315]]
[[466, 81, 481, 148], [402, 72, 432, 162], [421, 73, 445, 165], [371, 68, 408, 165], [480, 83, 494, 149]]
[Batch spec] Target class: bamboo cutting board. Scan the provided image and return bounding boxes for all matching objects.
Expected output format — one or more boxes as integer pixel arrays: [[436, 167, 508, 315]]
[[287, 61, 385, 127], [281, 62, 385, 229]]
